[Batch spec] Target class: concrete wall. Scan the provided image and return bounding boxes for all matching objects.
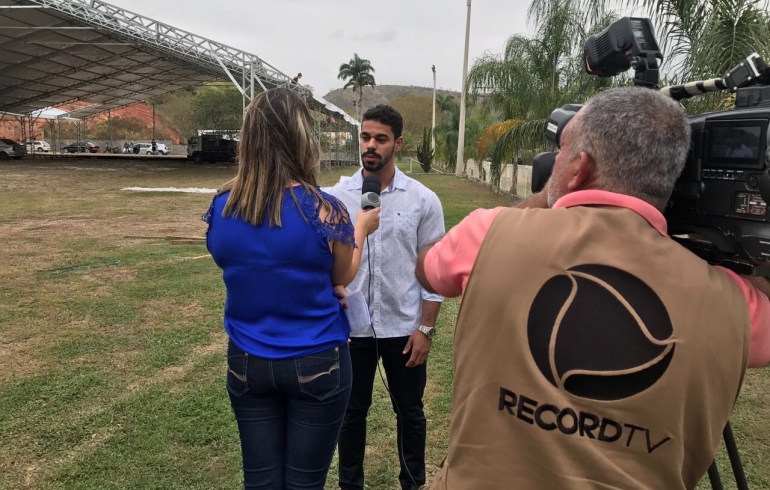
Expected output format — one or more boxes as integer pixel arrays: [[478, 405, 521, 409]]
[[465, 159, 533, 197]]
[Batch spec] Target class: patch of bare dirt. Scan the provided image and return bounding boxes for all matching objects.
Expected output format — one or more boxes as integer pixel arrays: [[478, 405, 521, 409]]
[[20, 426, 118, 490], [141, 300, 210, 325], [0, 343, 47, 384], [125, 333, 226, 394]]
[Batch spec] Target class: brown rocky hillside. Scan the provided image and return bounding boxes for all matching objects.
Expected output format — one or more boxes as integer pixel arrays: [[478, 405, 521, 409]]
[[323, 85, 461, 114], [0, 103, 180, 143]]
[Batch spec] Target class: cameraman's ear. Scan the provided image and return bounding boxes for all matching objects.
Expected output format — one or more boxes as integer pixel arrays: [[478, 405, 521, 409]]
[[566, 151, 597, 191]]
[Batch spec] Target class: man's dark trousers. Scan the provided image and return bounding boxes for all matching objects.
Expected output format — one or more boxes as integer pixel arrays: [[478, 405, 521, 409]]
[[338, 336, 427, 490]]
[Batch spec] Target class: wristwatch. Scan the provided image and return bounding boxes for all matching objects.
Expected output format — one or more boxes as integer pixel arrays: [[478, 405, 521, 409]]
[[418, 325, 436, 340]]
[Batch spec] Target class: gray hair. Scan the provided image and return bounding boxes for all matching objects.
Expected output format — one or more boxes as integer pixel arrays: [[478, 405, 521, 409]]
[[570, 87, 691, 209]]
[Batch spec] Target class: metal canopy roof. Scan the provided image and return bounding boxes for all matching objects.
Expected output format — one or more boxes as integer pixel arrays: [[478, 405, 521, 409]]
[[0, 0, 356, 126]]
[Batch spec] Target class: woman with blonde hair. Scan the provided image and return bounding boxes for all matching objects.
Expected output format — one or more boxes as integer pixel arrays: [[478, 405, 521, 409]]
[[204, 87, 379, 489]]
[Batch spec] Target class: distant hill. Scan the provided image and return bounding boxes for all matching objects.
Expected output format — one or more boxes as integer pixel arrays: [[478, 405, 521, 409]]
[[323, 84, 461, 114]]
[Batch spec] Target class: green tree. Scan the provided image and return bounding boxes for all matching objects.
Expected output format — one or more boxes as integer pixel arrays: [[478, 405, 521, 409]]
[[433, 93, 488, 172], [57, 121, 78, 139], [89, 117, 172, 142], [192, 84, 243, 136], [156, 91, 199, 140], [433, 97, 458, 171], [547, 0, 770, 113], [338, 54, 376, 121], [466, 0, 616, 187], [436, 94, 456, 115], [397, 129, 416, 161], [416, 127, 434, 173], [43, 120, 56, 141]]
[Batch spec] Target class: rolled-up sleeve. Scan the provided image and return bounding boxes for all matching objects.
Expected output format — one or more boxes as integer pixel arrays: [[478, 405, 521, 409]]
[[717, 267, 770, 368], [418, 190, 447, 302], [424, 207, 504, 298]]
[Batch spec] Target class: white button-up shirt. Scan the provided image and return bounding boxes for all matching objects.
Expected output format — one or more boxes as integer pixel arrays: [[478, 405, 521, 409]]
[[327, 168, 445, 338]]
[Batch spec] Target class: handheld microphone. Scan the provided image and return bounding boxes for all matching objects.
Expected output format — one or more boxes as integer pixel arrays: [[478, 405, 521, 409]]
[[361, 174, 381, 210]]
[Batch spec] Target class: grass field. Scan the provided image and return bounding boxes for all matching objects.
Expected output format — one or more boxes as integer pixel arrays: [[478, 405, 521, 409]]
[[0, 159, 767, 490]]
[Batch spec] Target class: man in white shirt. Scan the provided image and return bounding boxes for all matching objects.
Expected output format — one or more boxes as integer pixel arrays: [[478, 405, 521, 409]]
[[328, 105, 445, 490]]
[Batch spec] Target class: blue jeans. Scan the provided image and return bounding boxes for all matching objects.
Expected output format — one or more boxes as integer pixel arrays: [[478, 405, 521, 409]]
[[227, 339, 352, 490]]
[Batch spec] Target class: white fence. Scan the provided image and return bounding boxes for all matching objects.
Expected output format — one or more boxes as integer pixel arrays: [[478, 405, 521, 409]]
[[465, 159, 533, 197]]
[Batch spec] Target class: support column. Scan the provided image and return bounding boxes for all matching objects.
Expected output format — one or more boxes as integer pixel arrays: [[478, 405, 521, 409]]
[[108, 110, 112, 151], [335, 119, 340, 167], [18, 116, 27, 147], [28, 116, 36, 150]]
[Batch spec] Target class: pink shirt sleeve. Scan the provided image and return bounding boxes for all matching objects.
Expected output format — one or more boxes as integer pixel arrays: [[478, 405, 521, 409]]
[[716, 267, 770, 368], [423, 207, 505, 298]]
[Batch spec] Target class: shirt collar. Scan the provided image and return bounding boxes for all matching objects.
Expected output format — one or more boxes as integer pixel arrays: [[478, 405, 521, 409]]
[[552, 190, 668, 236], [346, 166, 408, 192]]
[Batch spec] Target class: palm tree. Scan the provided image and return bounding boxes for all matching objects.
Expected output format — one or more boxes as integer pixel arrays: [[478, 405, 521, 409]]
[[561, 0, 770, 112], [436, 94, 456, 116], [338, 54, 376, 121], [466, 0, 616, 188], [433, 96, 460, 171], [433, 95, 489, 172], [464, 0, 769, 190]]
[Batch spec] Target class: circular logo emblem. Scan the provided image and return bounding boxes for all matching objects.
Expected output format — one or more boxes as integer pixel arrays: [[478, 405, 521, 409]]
[[527, 264, 675, 401]]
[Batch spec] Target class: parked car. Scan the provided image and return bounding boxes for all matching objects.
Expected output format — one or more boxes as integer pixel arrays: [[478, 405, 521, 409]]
[[0, 138, 27, 160], [63, 142, 99, 153], [25, 140, 50, 153], [135, 142, 169, 155]]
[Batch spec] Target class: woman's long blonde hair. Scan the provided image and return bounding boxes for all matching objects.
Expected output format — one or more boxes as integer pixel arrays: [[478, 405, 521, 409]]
[[219, 87, 328, 226]]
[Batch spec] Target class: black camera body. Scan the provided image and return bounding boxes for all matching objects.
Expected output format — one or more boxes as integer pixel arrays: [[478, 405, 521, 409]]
[[532, 17, 770, 274], [666, 98, 770, 272]]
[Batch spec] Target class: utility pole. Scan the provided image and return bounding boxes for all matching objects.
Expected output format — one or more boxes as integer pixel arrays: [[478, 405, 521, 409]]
[[431, 64, 436, 153], [455, 0, 472, 177]]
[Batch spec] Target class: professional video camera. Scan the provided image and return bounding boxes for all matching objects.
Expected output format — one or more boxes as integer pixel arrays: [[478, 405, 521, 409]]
[[531, 17, 770, 275]]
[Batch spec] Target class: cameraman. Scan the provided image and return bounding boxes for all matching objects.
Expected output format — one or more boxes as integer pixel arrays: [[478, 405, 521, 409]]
[[415, 87, 770, 490]]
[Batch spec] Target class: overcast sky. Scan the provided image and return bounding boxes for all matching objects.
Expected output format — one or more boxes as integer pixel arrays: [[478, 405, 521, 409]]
[[112, 0, 533, 96]]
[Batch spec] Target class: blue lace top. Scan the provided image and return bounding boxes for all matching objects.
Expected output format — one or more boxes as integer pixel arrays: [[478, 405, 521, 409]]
[[204, 187, 355, 359]]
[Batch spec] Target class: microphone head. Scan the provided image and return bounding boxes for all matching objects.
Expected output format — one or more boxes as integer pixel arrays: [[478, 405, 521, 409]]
[[361, 174, 382, 210], [361, 192, 380, 210], [362, 174, 381, 196]]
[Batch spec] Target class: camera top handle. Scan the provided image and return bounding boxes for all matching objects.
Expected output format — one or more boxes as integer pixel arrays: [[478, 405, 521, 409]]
[[661, 53, 770, 101]]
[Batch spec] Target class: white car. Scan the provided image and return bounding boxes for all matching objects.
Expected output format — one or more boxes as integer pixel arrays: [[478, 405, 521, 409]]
[[25, 140, 50, 152], [136, 142, 169, 155]]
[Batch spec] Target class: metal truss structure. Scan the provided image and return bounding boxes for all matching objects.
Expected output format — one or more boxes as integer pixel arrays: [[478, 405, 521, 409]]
[[0, 0, 358, 162]]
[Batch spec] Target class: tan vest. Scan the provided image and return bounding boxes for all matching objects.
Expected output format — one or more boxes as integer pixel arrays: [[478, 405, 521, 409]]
[[432, 205, 750, 490]]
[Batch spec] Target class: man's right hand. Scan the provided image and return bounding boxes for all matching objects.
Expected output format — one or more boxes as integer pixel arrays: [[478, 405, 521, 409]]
[[356, 208, 381, 236]]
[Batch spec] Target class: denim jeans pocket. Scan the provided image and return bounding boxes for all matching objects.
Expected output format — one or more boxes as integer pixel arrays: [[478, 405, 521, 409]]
[[226, 342, 249, 397], [295, 346, 341, 401]]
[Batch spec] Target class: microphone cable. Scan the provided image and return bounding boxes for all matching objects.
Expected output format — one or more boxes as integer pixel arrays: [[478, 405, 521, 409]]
[[365, 233, 419, 489]]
